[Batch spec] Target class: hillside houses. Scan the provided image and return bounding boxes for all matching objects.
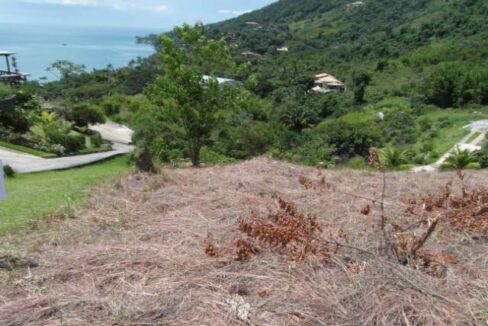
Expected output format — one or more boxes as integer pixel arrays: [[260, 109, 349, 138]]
[[311, 73, 345, 94]]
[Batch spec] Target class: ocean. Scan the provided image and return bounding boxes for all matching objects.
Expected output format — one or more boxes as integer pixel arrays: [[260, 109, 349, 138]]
[[0, 23, 157, 81]]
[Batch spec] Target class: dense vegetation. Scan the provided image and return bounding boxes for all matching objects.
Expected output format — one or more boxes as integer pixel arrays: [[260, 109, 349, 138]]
[[6, 0, 488, 168], [0, 82, 108, 156]]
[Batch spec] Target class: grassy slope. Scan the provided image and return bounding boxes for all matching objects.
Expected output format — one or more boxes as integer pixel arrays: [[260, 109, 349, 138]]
[[339, 105, 488, 162], [0, 156, 130, 234]]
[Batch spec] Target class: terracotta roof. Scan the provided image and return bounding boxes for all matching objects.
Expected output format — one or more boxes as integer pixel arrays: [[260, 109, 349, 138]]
[[315, 73, 344, 85]]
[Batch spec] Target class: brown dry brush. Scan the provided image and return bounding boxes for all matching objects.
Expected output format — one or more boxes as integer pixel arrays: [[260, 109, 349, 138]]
[[206, 197, 339, 262], [406, 171, 488, 234], [289, 148, 473, 278], [296, 174, 449, 276], [204, 148, 466, 277]]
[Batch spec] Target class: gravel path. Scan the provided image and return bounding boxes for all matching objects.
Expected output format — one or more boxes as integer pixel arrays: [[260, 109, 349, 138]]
[[0, 122, 134, 173]]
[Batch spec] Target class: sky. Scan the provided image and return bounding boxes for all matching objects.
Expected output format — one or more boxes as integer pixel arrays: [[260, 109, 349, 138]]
[[0, 0, 277, 30]]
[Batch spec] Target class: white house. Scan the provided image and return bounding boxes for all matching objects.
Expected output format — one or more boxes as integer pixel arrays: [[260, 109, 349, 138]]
[[201, 75, 237, 87], [311, 73, 345, 94]]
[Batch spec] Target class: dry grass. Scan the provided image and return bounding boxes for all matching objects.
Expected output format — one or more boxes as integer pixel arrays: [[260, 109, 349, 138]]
[[0, 157, 487, 325]]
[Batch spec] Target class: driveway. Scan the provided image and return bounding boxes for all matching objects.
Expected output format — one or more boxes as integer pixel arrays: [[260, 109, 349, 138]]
[[413, 120, 488, 172], [0, 122, 134, 173]]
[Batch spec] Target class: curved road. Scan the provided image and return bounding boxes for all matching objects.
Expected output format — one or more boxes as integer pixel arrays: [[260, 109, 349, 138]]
[[0, 122, 134, 173]]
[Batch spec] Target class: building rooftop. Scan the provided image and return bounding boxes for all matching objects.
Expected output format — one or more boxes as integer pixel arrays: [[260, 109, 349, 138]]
[[315, 73, 344, 86], [0, 51, 15, 56], [202, 75, 237, 86]]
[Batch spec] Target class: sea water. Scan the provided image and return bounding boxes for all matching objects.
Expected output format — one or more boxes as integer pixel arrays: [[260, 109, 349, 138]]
[[0, 23, 157, 81]]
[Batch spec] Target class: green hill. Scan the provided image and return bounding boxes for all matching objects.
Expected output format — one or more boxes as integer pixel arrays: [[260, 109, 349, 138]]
[[208, 0, 488, 103]]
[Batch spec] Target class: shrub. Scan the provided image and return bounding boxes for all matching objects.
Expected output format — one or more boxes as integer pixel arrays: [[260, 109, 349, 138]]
[[345, 155, 368, 169], [90, 132, 104, 148], [64, 132, 85, 153], [441, 147, 479, 170], [476, 139, 488, 168], [68, 83, 111, 99], [200, 148, 235, 164], [0, 97, 31, 133], [0, 84, 13, 99], [378, 147, 407, 169], [134, 142, 157, 173], [3, 164, 15, 178], [66, 103, 106, 127]]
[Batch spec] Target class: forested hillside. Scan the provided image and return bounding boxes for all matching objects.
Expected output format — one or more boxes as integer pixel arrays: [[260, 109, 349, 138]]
[[208, 0, 488, 103], [15, 0, 488, 169]]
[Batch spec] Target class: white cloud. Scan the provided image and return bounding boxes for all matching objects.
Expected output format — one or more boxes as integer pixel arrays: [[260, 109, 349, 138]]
[[217, 9, 250, 16], [19, 0, 170, 13]]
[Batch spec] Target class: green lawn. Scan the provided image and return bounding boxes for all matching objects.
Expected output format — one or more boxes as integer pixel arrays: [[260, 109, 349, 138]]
[[0, 156, 131, 235]]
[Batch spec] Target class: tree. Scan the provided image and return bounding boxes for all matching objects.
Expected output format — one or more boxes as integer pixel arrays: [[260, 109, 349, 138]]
[[46, 60, 86, 80], [143, 23, 239, 166], [65, 103, 105, 128], [352, 70, 371, 104], [280, 105, 314, 132], [424, 63, 461, 108]]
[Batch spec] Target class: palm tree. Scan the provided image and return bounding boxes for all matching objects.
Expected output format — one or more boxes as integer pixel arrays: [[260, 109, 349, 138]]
[[441, 147, 479, 170], [378, 147, 407, 169], [280, 106, 313, 132]]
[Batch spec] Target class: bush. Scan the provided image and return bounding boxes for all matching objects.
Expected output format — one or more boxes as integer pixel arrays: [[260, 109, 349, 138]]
[[64, 132, 85, 153], [441, 147, 478, 170], [134, 142, 157, 173], [66, 104, 105, 127], [200, 148, 235, 164], [0, 84, 13, 99], [0, 97, 31, 133], [3, 164, 15, 178], [476, 140, 488, 168], [345, 156, 368, 169], [379, 147, 408, 169], [90, 132, 104, 148], [68, 83, 111, 99]]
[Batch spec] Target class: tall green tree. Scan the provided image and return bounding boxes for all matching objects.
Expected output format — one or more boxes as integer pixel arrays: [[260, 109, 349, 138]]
[[352, 70, 371, 104], [46, 60, 86, 80], [143, 23, 239, 166], [424, 64, 461, 108]]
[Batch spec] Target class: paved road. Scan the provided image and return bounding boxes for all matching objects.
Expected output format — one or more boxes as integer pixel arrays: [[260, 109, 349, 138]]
[[413, 120, 488, 172], [90, 121, 133, 145], [0, 122, 134, 173]]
